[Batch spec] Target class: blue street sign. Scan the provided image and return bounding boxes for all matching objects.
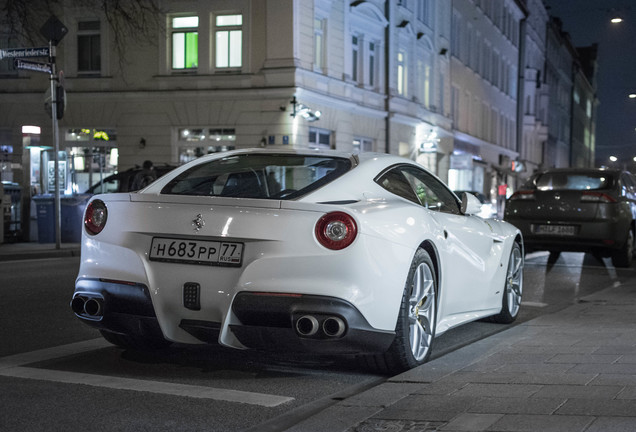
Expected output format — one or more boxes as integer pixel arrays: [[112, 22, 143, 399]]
[[0, 46, 52, 60], [14, 59, 53, 74]]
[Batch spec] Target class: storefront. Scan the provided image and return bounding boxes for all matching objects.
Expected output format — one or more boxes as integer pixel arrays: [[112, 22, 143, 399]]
[[23, 126, 118, 197], [177, 127, 236, 163]]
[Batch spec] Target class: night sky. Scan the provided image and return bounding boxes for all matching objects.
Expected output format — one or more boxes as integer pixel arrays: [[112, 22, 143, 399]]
[[544, 0, 636, 168]]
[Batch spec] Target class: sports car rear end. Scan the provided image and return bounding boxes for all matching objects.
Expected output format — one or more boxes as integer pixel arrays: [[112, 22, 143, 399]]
[[71, 151, 410, 355]]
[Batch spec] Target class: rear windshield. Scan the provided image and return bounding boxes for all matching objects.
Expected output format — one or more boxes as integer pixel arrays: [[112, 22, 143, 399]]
[[161, 153, 352, 199], [534, 172, 614, 191]]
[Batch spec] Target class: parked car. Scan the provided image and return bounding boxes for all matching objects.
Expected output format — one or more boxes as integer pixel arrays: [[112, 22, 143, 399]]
[[84, 162, 177, 194], [71, 148, 523, 373], [504, 168, 636, 267], [453, 190, 497, 219]]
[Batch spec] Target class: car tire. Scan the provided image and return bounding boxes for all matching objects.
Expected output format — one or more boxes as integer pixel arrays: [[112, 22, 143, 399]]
[[489, 242, 523, 324], [99, 330, 170, 351], [359, 248, 437, 374], [611, 228, 634, 268]]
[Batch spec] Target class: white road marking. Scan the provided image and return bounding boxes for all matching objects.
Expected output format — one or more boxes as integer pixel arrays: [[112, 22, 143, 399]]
[[0, 338, 111, 369], [521, 301, 549, 308], [0, 338, 294, 407]]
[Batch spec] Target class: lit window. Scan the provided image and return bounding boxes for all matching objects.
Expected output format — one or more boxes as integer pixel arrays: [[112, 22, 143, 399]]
[[172, 16, 198, 70], [353, 137, 374, 153], [216, 14, 242, 68], [314, 18, 325, 70], [369, 42, 375, 87], [397, 50, 407, 96]]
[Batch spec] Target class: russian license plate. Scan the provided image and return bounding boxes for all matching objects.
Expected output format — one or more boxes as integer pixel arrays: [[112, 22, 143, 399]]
[[149, 237, 243, 266], [533, 224, 577, 236]]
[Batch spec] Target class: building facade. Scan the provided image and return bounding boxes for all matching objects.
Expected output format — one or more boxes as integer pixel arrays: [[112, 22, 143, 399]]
[[518, 0, 549, 176], [570, 44, 598, 168], [545, 17, 576, 169], [449, 0, 526, 213], [0, 0, 597, 241]]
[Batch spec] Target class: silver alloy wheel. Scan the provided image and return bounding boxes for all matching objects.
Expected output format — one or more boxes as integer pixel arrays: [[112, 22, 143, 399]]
[[506, 244, 523, 317], [408, 261, 436, 361]]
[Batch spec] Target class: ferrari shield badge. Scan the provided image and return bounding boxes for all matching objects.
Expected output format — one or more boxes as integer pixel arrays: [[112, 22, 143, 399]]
[[192, 214, 205, 232]]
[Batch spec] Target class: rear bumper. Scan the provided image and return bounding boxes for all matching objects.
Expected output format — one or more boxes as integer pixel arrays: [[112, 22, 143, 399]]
[[71, 280, 395, 355], [505, 218, 631, 254], [71, 278, 164, 340], [229, 292, 396, 355]]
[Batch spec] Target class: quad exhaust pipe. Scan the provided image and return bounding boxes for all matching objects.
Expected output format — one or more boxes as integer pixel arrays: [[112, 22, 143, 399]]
[[322, 316, 346, 338], [295, 314, 346, 338], [71, 295, 104, 317], [295, 315, 319, 336]]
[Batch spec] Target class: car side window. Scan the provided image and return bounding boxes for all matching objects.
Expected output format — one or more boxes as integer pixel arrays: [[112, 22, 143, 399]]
[[403, 166, 461, 214], [376, 165, 461, 215], [375, 168, 420, 204]]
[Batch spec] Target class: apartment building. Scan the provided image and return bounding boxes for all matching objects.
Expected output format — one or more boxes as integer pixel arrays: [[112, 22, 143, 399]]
[[0, 0, 596, 241], [0, 0, 455, 190], [519, 0, 549, 175], [449, 0, 526, 208]]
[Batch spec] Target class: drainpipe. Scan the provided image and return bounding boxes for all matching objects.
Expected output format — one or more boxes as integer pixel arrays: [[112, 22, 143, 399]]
[[516, 14, 527, 187], [384, 1, 391, 154]]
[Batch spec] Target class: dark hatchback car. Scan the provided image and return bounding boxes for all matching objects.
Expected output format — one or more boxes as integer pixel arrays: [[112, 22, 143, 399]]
[[504, 168, 636, 267]]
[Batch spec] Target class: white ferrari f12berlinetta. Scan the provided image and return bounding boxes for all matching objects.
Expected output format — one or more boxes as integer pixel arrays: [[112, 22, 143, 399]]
[[72, 148, 523, 373]]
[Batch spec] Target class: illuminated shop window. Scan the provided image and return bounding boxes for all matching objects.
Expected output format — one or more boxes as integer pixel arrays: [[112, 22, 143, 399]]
[[178, 127, 236, 163]]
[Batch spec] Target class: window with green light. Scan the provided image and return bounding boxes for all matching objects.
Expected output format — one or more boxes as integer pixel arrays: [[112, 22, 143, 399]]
[[172, 16, 199, 70]]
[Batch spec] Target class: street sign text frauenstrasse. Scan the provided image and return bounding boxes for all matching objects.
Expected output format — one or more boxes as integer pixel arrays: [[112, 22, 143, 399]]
[[14, 59, 53, 74], [0, 46, 53, 60]]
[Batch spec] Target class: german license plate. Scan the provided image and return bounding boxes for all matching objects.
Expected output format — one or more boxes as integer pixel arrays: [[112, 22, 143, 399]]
[[149, 237, 243, 266], [533, 224, 577, 236]]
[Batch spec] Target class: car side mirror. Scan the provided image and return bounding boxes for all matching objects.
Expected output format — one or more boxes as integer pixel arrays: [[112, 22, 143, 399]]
[[461, 192, 482, 215]]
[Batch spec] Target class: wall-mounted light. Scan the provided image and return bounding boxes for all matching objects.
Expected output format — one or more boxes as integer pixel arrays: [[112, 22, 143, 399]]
[[290, 96, 321, 122], [139, 137, 146, 149], [418, 130, 440, 153], [439, 48, 448, 56]]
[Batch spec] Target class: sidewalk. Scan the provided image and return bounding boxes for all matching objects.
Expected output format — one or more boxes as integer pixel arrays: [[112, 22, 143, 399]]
[[0, 241, 80, 261], [286, 281, 636, 432]]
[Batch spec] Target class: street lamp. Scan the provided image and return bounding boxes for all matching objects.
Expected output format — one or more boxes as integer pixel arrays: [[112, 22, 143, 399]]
[[611, 17, 623, 23]]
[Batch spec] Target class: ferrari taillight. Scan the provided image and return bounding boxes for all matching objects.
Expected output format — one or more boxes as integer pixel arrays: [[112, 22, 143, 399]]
[[315, 211, 357, 250], [84, 199, 108, 235]]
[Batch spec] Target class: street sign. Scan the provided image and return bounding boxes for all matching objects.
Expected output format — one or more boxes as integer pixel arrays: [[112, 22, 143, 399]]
[[0, 46, 52, 60], [14, 59, 53, 74]]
